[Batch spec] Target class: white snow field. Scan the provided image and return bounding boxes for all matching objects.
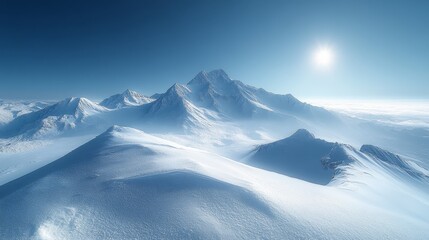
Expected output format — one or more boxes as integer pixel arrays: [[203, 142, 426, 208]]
[[1, 126, 428, 239], [0, 70, 429, 239]]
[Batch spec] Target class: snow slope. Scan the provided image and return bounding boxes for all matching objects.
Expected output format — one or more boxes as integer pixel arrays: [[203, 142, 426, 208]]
[[141, 83, 215, 131], [248, 129, 428, 186], [0, 126, 428, 239], [247, 129, 339, 184], [100, 89, 153, 109]]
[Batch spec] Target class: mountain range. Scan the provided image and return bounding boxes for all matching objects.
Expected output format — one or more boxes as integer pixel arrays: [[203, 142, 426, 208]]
[[0, 69, 338, 138]]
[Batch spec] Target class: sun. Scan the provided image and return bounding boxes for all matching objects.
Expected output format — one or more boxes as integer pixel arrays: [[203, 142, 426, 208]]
[[313, 46, 334, 69]]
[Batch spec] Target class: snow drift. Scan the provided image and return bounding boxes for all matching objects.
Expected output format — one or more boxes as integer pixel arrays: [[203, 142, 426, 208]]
[[0, 126, 428, 239]]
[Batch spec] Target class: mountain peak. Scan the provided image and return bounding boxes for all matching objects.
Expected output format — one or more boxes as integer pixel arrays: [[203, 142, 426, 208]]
[[123, 89, 134, 95], [166, 83, 191, 97], [207, 69, 230, 80], [122, 89, 143, 99], [188, 69, 231, 86], [62, 97, 92, 109], [100, 89, 153, 109], [56, 97, 104, 117], [289, 129, 315, 140]]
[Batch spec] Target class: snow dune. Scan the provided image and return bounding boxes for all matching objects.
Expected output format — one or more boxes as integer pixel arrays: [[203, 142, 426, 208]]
[[1, 126, 428, 239]]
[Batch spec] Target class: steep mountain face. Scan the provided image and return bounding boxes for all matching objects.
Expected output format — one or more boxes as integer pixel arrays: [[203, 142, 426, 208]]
[[186, 70, 272, 118], [150, 93, 163, 100], [0, 97, 107, 138], [143, 84, 212, 130], [100, 89, 153, 109]]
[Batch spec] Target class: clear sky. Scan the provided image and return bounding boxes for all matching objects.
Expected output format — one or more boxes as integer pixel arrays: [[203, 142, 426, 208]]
[[0, 0, 428, 100]]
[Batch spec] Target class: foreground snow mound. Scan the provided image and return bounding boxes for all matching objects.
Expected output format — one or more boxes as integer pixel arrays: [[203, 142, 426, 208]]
[[0, 97, 107, 138], [1, 126, 428, 239], [100, 89, 154, 109]]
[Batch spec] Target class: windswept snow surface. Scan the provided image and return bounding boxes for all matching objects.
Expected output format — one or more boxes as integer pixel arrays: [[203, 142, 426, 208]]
[[1, 126, 428, 239]]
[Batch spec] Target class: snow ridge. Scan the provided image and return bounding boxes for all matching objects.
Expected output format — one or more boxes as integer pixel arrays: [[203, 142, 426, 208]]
[[249, 129, 429, 186]]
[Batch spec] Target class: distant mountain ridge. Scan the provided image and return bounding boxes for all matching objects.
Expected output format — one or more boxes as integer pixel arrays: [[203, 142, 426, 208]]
[[0, 69, 338, 138], [0, 97, 107, 138], [138, 69, 338, 130], [185, 69, 333, 119], [100, 89, 154, 109]]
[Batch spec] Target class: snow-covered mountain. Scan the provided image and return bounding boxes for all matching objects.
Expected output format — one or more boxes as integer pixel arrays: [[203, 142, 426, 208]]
[[185, 69, 335, 120], [187, 70, 330, 118], [0, 97, 107, 138], [141, 83, 215, 130], [100, 89, 153, 109], [248, 129, 428, 185], [248, 129, 346, 184], [136, 69, 337, 131], [150, 93, 162, 99], [0, 70, 338, 137], [1, 126, 427, 239], [0, 100, 52, 125]]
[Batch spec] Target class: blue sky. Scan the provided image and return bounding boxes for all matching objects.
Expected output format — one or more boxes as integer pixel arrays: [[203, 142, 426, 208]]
[[0, 0, 428, 100]]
